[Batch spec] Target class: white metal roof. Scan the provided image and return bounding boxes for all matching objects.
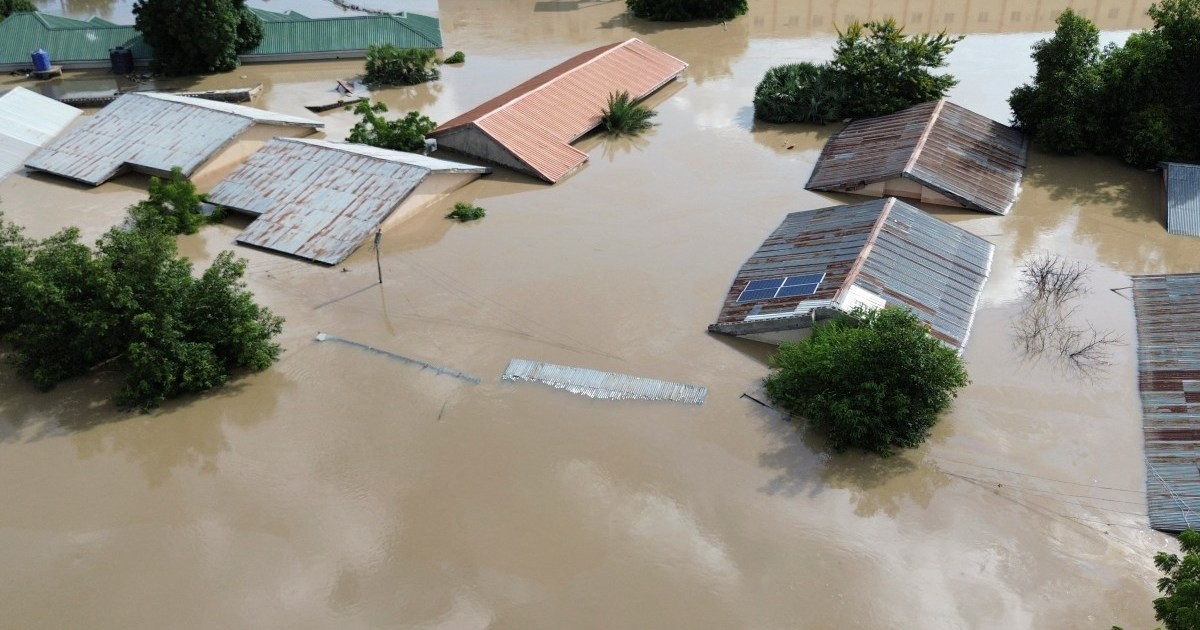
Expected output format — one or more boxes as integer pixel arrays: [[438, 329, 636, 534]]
[[287, 138, 489, 172], [138, 92, 322, 127], [0, 87, 82, 178]]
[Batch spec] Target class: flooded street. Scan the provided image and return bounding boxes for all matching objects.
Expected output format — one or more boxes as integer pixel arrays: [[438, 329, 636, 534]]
[[0, 0, 1191, 627]]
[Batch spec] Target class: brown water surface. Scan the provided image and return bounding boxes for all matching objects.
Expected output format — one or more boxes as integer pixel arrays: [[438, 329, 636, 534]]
[[0, 1, 1185, 628]]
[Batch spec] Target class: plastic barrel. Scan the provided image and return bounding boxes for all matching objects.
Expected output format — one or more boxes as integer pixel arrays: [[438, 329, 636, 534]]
[[30, 49, 51, 72], [109, 47, 134, 75]]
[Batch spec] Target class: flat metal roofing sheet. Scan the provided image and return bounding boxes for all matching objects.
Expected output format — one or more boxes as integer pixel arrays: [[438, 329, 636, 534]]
[[806, 100, 1028, 215], [0, 86, 81, 176], [1133, 273, 1200, 532], [1164, 163, 1200, 237], [429, 38, 686, 183], [24, 93, 320, 186], [209, 137, 484, 264]]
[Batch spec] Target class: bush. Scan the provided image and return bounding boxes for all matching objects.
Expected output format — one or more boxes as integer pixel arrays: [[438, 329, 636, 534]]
[[444, 50, 465, 64], [133, 0, 262, 76], [128, 167, 207, 235], [364, 44, 439, 86], [345, 100, 437, 152], [763, 307, 969, 456], [753, 62, 845, 124], [0, 0, 35, 21], [625, 0, 747, 21], [600, 90, 657, 137], [446, 202, 485, 222]]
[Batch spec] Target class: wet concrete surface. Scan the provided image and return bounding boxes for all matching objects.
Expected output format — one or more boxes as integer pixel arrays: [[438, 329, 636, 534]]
[[0, 1, 1187, 628]]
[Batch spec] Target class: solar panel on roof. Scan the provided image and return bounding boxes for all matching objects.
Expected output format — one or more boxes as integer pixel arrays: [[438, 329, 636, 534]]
[[737, 273, 825, 303]]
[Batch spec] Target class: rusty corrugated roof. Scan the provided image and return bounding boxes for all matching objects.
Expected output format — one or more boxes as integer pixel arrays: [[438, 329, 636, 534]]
[[1132, 273, 1200, 533], [805, 100, 1029, 215], [24, 92, 322, 186], [428, 38, 686, 183], [709, 197, 993, 351], [208, 137, 488, 265], [1164, 162, 1200, 237]]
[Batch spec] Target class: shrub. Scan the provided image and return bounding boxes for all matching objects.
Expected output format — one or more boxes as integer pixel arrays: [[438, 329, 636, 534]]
[[0, 0, 36, 21], [345, 100, 437, 152], [626, 0, 748, 21], [753, 62, 846, 124], [764, 307, 969, 456], [600, 91, 657, 137], [444, 50, 465, 64], [446, 202, 485, 222], [128, 167, 207, 235], [364, 44, 439, 85]]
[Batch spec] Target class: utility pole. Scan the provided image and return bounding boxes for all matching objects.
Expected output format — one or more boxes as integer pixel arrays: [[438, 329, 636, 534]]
[[373, 228, 383, 284]]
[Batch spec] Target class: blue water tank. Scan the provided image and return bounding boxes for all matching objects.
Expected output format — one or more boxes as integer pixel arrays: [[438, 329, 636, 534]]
[[109, 47, 134, 75], [30, 49, 51, 72]]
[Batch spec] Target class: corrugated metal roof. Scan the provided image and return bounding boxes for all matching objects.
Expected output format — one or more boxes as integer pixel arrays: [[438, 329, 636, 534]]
[[0, 86, 81, 176], [502, 359, 707, 405], [1132, 273, 1200, 533], [429, 38, 687, 183], [805, 100, 1029, 216], [1164, 162, 1200, 237], [242, 10, 441, 58], [24, 92, 322, 186], [709, 197, 994, 351], [208, 137, 487, 264], [0, 12, 150, 70]]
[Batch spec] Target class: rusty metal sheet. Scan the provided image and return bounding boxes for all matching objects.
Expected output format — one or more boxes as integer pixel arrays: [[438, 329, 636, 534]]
[[805, 100, 1028, 216], [709, 197, 993, 352], [1133, 273, 1200, 532], [209, 138, 487, 265], [24, 92, 322, 186], [429, 38, 687, 183]]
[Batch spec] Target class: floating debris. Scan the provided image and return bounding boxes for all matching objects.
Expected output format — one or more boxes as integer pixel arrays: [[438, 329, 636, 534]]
[[501, 359, 706, 405], [316, 332, 481, 384]]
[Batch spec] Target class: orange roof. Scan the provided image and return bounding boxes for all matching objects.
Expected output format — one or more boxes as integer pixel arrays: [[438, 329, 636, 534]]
[[430, 38, 686, 182]]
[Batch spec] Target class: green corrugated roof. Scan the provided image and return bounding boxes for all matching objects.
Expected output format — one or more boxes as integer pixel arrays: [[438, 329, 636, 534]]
[[0, 10, 440, 69]]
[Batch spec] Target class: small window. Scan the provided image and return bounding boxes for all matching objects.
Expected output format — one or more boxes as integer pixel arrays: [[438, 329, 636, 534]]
[[737, 273, 825, 303]]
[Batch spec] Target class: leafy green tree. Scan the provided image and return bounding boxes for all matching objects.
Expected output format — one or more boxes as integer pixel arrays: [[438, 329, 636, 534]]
[[1152, 529, 1200, 630], [345, 101, 437, 152], [599, 90, 657, 137], [0, 0, 35, 21], [129, 167, 208, 235], [1008, 9, 1101, 155], [753, 62, 846, 124], [364, 45, 439, 86], [763, 307, 969, 456], [831, 19, 963, 119], [133, 0, 264, 76], [625, 0, 748, 21]]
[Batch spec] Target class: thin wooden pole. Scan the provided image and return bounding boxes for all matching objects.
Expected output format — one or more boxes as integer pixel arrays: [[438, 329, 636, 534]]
[[373, 229, 383, 284]]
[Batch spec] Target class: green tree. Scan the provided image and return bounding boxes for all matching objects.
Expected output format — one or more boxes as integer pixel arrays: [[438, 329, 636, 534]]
[[129, 167, 208, 235], [1008, 9, 1101, 155], [753, 62, 846, 124], [345, 101, 437, 152], [599, 90, 657, 137], [831, 19, 963, 119], [1116, 529, 1200, 630], [364, 44, 439, 86], [0, 0, 35, 21], [132, 0, 264, 76], [763, 307, 969, 456], [625, 0, 748, 21]]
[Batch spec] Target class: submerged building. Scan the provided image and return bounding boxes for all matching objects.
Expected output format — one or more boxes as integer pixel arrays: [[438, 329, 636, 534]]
[[1162, 162, 1200, 237], [428, 38, 686, 183], [0, 86, 81, 178], [24, 92, 322, 186], [709, 197, 994, 351], [207, 138, 489, 265], [806, 100, 1029, 216]]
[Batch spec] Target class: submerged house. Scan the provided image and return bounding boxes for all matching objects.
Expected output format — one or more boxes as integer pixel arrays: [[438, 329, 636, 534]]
[[806, 100, 1029, 216], [427, 38, 687, 183], [207, 138, 489, 265], [709, 197, 994, 351], [1162, 162, 1200, 237], [25, 92, 322, 186], [0, 86, 81, 178], [1131, 273, 1200, 532], [0, 9, 440, 72]]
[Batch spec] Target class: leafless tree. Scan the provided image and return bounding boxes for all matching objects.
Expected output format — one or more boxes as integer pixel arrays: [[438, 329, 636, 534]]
[[1018, 254, 1091, 304]]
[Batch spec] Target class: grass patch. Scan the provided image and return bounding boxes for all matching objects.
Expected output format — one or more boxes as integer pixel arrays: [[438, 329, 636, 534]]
[[600, 91, 656, 137], [446, 202, 485, 222]]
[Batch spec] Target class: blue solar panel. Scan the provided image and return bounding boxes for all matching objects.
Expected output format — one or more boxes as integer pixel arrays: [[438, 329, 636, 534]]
[[776, 284, 819, 298], [783, 273, 824, 287], [737, 273, 825, 303], [738, 288, 778, 302], [745, 278, 785, 292]]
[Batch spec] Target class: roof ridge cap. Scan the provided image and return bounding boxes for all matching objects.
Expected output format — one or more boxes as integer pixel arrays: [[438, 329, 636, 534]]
[[902, 99, 945, 175]]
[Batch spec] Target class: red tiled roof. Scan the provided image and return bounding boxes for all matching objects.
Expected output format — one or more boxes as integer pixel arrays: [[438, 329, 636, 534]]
[[430, 38, 687, 182]]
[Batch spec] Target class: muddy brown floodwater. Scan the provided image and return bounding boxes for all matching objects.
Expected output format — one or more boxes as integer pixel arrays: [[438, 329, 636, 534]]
[[0, 0, 1189, 628]]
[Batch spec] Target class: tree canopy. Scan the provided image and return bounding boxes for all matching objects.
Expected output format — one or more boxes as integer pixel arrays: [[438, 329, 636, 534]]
[[1010, 1, 1200, 167], [0, 0, 35, 21], [754, 19, 962, 124], [346, 101, 437, 153], [763, 307, 969, 456], [363, 45, 439, 86], [0, 173, 283, 411], [1115, 529, 1200, 630], [132, 0, 263, 76], [625, 0, 748, 22]]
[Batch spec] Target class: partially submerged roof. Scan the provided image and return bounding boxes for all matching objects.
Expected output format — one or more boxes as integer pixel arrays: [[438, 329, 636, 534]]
[[207, 138, 489, 264], [1163, 162, 1200, 237], [428, 38, 686, 183], [0, 12, 150, 71], [806, 100, 1029, 216], [24, 92, 322, 186], [709, 197, 994, 351], [1132, 273, 1200, 532], [0, 87, 81, 177]]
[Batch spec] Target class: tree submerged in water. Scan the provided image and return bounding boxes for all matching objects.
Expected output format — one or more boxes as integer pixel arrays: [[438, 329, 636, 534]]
[[364, 44, 439, 86], [625, 0, 747, 21], [345, 101, 437, 153], [133, 0, 263, 76], [600, 91, 657, 137]]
